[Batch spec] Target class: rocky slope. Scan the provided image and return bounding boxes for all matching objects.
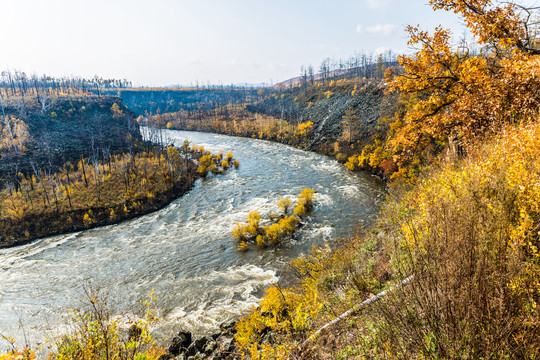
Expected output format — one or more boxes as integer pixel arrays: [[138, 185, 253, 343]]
[[248, 82, 398, 151]]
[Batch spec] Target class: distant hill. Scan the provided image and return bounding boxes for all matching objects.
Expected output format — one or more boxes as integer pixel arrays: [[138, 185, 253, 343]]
[[101, 88, 271, 116], [272, 61, 398, 89]]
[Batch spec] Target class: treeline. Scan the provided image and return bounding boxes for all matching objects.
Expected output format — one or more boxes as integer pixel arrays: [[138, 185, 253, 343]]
[[0, 70, 132, 100], [145, 105, 316, 148], [107, 88, 272, 116], [275, 49, 398, 89]]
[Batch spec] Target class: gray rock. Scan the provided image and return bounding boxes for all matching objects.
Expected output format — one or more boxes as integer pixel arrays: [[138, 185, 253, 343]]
[[193, 335, 211, 352], [185, 343, 197, 358], [169, 331, 192, 356], [219, 319, 236, 331], [217, 336, 234, 353], [128, 324, 142, 342], [204, 340, 217, 354]]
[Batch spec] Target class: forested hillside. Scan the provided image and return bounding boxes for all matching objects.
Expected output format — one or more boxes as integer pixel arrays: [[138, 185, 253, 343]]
[[247, 79, 398, 152], [0, 96, 140, 180], [0, 78, 230, 247], [147, 76, 400, 178]]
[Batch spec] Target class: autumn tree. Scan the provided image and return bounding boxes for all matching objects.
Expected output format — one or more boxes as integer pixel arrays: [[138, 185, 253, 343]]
[[385, 0, 540, 180], [0, 115, 31, 155], [341, 108, 359, 143], [278, 196, 292, 214], [307, 65, 315, 85]]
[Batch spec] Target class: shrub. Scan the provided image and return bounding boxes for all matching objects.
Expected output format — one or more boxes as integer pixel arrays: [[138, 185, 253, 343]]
[[256, 235, 266, 248], [232, 222, 249, 241], [278, 215, 299, 237], [0, 290, 165, 360], [233, 189, 315, 250], [374, 122, 540, 359], [238, 241, 249, 251], [295, 188, 314, 216], [278, 196, 292, 214], [264, 223, 282, 245], [335, 153, 347, 163], [0, 348, 36, 360], [82, 211, 94, 228], [344, 155, 359, 170], [208, 162, 219, 174]]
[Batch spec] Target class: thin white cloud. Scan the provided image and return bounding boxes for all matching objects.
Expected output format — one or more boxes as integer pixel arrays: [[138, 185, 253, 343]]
[[225, 59, 241, 67], [247, 60, 263, 69], [357, 24, 396, 36], [183, 57, 202, 65], [366, 0, 393, 10]]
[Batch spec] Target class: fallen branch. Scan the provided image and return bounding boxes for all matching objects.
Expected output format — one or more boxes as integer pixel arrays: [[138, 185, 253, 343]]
[[301, 275, 414, 347]]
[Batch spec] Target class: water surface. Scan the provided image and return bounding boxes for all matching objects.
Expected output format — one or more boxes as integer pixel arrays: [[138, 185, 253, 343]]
[[0, 130, 385, 349]]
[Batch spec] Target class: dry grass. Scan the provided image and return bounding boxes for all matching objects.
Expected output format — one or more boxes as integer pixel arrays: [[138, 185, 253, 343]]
[[234, 121, 540, 359]]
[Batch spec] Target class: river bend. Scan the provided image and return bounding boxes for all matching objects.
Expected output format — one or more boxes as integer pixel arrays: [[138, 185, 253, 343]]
[[0, 130, 385, 349]]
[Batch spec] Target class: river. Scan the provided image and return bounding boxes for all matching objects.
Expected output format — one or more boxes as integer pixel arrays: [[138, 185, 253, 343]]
[[0, 129, 385, 350]]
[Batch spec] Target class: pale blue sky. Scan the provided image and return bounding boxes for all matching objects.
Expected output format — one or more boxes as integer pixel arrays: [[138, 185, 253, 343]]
[[0, 0, 471, 86]]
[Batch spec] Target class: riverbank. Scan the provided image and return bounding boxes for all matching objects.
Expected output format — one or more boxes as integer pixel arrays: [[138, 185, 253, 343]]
[[231, 120, 540, 359], [150, 120, 390, 185], [0, 143, 241, 248], [160, 321, 239, 360], [144, 81, 397, 180], [0, 173, 198, 248]]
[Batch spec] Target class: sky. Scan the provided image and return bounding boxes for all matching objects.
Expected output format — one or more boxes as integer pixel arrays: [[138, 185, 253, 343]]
[[0, 0, 472, 86]]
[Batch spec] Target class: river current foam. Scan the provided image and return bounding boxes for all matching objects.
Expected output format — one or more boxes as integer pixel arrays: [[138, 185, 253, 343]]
[[0, 129, 385, 349]]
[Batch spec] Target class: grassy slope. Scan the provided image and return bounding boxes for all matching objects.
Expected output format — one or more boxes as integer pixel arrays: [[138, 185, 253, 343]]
[[234, 120, 540, 359]]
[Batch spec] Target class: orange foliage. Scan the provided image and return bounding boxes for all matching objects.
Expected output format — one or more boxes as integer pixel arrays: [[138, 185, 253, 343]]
[[384, 0, 540, 181]]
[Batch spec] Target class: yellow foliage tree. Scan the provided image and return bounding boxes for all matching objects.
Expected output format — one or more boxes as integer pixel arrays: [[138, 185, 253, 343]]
[[0, 116, 31, 155], [385, 0, 540, 181], [277, 196, 292, 214]]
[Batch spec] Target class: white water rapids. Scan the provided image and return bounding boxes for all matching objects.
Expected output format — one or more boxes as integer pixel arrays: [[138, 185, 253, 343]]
[[0, 130, 385, 350]]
